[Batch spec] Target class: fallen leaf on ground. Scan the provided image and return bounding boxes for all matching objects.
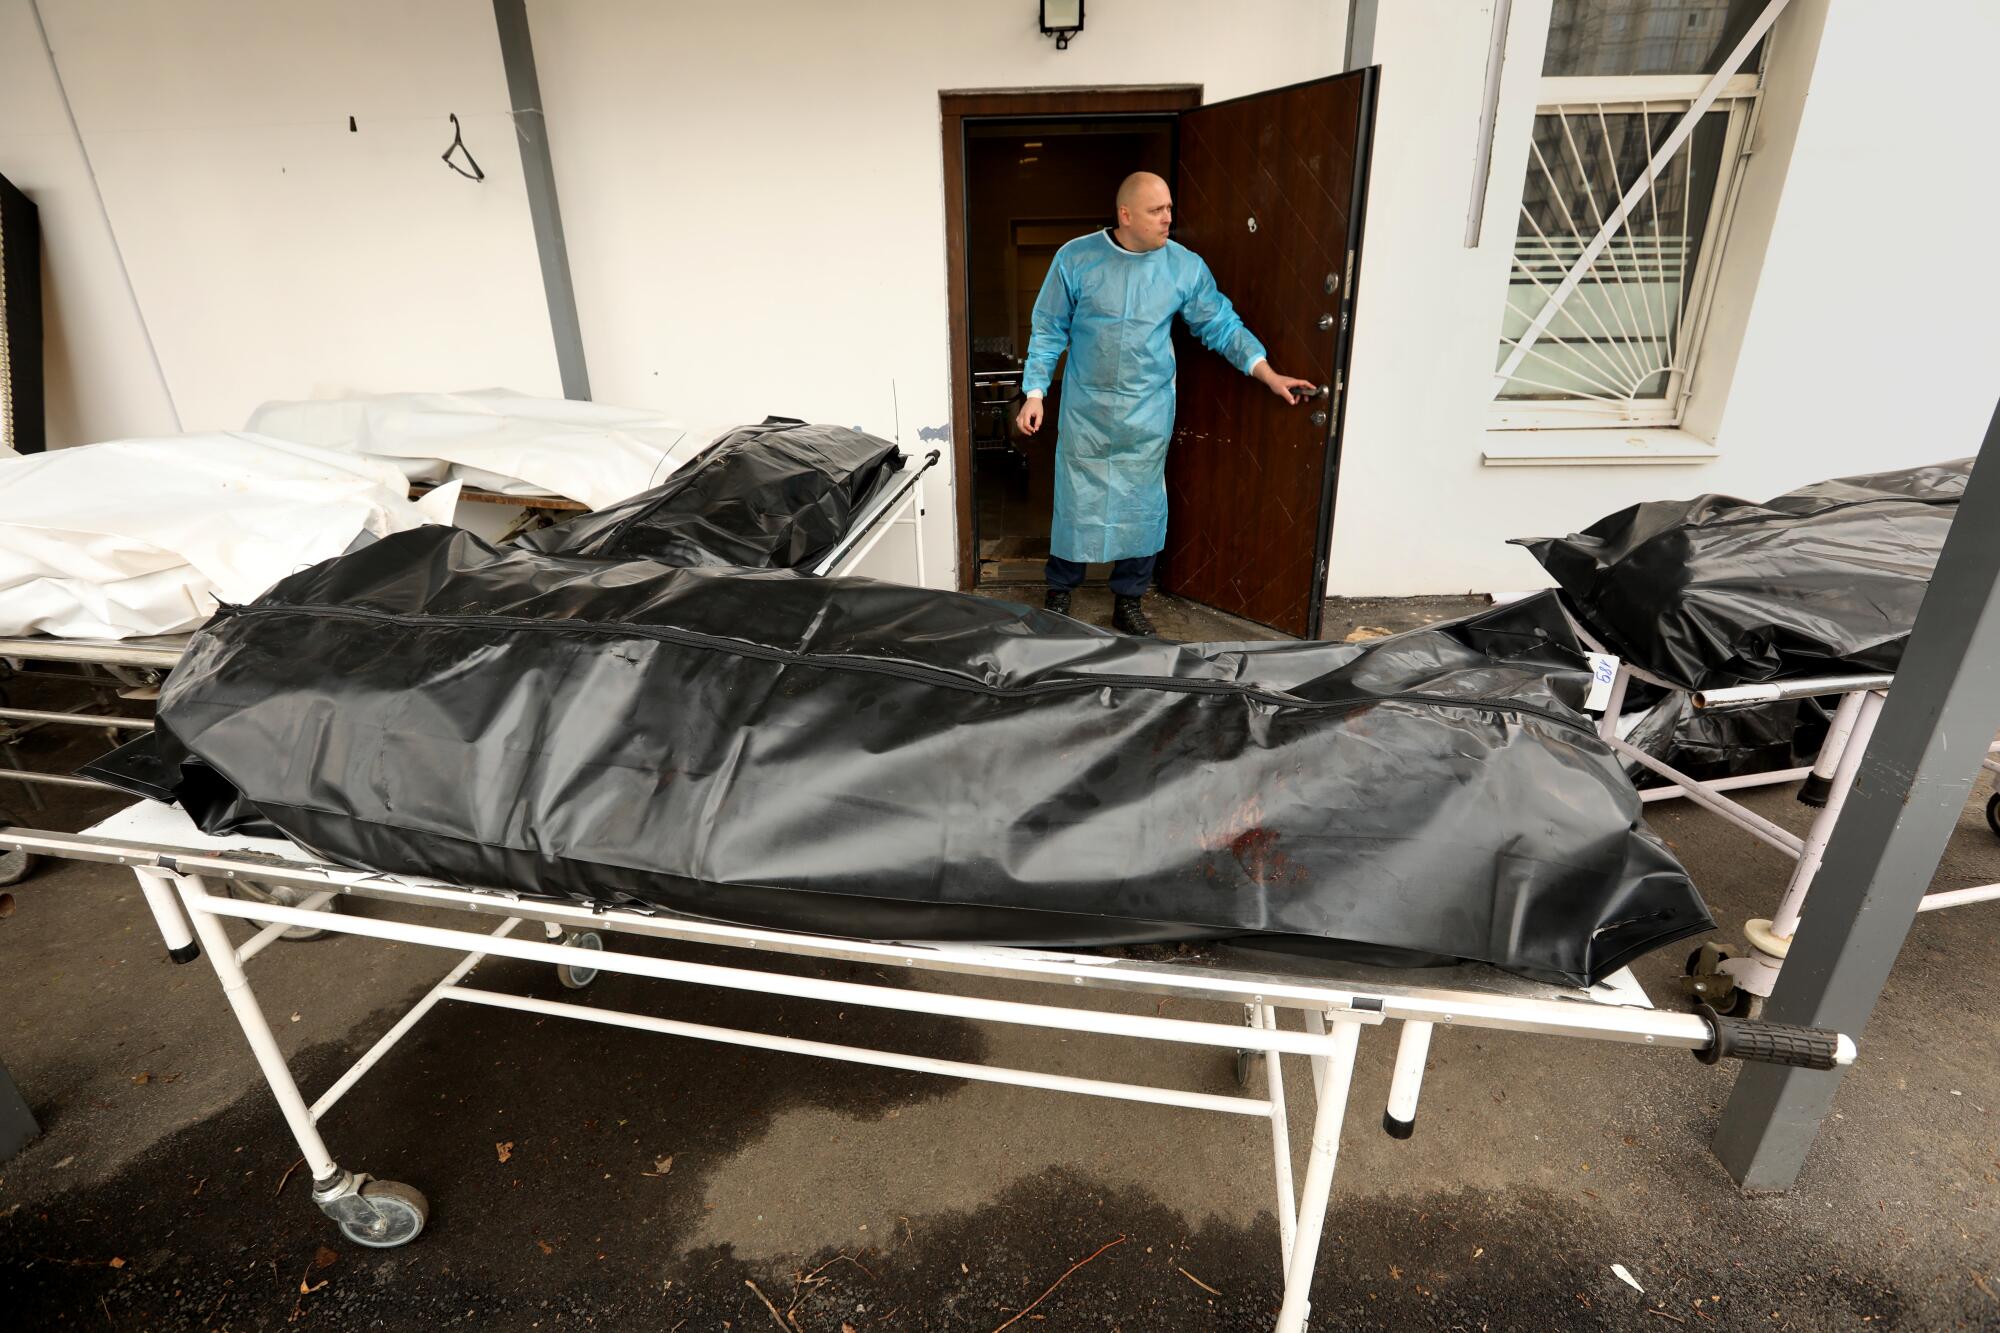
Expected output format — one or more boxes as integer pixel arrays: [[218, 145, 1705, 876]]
[[108, 1257, 125, 1268], [130, 1073, 151, 1085], [495, 1141, 514, 1164], [536, 1239, 554, 1256], [299, 1277, 327, 1295], [313, 1246, 337, 1270], [641, 1155, 673, 1177], [289, 1012, 301, 1023]]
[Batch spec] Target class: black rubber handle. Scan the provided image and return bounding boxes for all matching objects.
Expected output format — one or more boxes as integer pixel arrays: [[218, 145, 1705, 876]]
[[1695, 1004, 1840, 1070]]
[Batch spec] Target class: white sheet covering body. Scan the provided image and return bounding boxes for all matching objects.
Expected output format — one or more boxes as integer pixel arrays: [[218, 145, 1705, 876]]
[[0, 434, 456, 639], [244, 389, 718, 510]]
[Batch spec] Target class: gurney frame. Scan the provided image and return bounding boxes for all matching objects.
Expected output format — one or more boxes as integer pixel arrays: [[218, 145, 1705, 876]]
[[0, 800, 1851, 1332], [1590, 651, 2000, 1007]]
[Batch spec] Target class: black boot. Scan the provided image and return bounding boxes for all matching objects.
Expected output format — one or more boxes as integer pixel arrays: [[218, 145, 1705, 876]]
[[1112, 594, 1155, 637], [1044, 587, 1073, 616]]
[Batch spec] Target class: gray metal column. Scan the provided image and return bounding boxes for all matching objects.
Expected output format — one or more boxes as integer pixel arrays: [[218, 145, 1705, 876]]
[[1344, 0, 1379, 70], [0, 1059, 40, 1161], [492, 0, 591, 401], [1713, 399, 2000, 1190]]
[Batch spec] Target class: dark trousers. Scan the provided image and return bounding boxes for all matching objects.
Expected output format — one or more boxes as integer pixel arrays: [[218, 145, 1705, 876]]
[[1045, 553, 1157, 598]]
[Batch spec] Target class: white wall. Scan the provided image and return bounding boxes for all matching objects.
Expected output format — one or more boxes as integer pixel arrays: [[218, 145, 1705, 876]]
[[0, 0, 176, 447], [526, 0, 1348, 587], [1327, 0, 2000, 596], [6, 0, 561, 438], [1701, 0, 2000, 477]]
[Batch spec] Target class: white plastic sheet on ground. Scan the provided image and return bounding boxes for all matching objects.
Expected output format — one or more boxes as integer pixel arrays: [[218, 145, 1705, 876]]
[[244, 389, 720, 510], [0, 434, 459, 639]]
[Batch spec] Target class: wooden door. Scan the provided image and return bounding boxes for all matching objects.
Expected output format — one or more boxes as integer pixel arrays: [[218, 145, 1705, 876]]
[[1162, 70, 1378, 638]]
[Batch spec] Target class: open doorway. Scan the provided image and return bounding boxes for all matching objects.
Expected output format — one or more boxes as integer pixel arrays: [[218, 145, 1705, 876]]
[[942, 78, 1377, 636], [960, 116, 1174, 585]]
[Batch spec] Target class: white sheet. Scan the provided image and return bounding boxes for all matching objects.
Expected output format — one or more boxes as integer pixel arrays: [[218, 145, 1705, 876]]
[[244, 389, 719, 510], [0, 433, 458, 639]]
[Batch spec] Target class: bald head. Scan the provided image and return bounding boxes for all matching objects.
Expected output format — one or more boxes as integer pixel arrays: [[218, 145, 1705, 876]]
[[1114, 172, 1173, 251]]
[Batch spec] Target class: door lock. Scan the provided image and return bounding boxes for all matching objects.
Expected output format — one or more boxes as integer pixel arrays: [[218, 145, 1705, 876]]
[[1311, 409, 1329, 428]]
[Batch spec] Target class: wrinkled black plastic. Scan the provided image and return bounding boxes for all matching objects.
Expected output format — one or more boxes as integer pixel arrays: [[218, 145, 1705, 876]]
[[126, 528, 1707, 986], [1516, 460, 1972, 691], [519, 417, 904, 569], [80, 734, 282, 838], [1620, 694, 1828, 784]]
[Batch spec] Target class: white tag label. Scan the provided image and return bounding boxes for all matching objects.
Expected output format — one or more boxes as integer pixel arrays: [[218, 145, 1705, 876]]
[[1584, 653, 1621, 713]]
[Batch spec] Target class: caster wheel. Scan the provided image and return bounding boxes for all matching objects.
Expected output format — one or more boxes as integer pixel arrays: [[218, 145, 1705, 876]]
[[1681, 942, 1747, 1011], [1685, 942, 1733, 976], [1715, 988, 1762, 1020], [557, 931, 604, 989], [1986, 792, 2000, 840], [230, 880, 337, 941], [0, 847, 39, 887], [336, 1179, 429, 1249], [1234, 1048, 1258, 1089]]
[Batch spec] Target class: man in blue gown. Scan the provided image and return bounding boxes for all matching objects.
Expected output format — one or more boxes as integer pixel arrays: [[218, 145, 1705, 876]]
[[1017, 171, 1315, 635]]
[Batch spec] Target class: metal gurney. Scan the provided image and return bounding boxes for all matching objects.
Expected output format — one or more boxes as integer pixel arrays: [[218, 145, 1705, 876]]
[[0, 448, 936, 881], [0, 799, 1855, 1333], [1514, 458, 1999, 1009], [1585, 647, 2000, 1010]]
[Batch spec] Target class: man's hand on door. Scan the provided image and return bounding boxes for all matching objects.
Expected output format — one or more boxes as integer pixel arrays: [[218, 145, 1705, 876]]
[[1017, 396, 1044, 434], [1253, 362, 1318, 405]]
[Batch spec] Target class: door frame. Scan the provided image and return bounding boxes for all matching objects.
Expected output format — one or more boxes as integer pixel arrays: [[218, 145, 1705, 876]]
[[940, 85, 1203, 590]]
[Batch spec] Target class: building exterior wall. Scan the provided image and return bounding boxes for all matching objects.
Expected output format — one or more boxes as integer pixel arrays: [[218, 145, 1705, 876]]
[[1327, 0, 2000, 595], [524, 0, 1347, 588], [3, 0, 562, 443], [5, 0, 1994, 600]]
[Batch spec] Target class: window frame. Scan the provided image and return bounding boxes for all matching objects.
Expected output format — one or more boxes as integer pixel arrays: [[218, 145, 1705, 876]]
[[1490, 69, 1764, 432]]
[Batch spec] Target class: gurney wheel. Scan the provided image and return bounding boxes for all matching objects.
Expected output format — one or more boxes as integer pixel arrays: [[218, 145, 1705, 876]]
[[1234, 1048, 1259, 1089], [0, 847, 39, 887], [335, 1179, 428, 1249], [1986, 792, 2000, 840], [1682, 943, 1756, 1018], [557, 931, 604, 989]]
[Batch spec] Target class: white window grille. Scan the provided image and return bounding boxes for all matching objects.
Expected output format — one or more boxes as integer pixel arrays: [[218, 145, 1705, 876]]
[[1491, 0, 1784, 431]]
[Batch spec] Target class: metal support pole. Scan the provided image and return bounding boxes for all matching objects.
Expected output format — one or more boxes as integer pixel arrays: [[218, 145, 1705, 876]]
[[1259, 1005, 1300, 1270], [1343, 0, 1378, 71], [1714, 399, 2000, 1191], [1384, 1020, 1433, 1138], [1273, 1020, 1362, 1333], [134, 867, 198, 962], [492, 0, 591, 400], [175, 876, 340, 1179], [1768, 690, 1886, 940], [0, 1059, 40, 1162], [1464, 0, 1514, 247]]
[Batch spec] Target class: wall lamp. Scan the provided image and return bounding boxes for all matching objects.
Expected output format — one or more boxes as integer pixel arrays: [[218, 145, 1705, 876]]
[[1040, 0, 1083, 50]]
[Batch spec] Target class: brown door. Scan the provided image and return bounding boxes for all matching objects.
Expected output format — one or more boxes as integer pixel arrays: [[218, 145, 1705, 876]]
[[1161, 70, 1378, 638]]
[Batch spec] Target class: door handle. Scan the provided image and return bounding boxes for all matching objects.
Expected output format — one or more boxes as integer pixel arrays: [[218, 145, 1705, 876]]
[[1318, 313, 1335, 331], [1301, 384, 1329, 401]]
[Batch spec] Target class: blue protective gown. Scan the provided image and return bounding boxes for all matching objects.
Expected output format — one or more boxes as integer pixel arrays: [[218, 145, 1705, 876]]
[[1022, 231, 1267, 564]]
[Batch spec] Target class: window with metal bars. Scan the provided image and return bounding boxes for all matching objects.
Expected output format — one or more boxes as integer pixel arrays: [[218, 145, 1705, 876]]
[[1491, 0, 1774, 430]]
